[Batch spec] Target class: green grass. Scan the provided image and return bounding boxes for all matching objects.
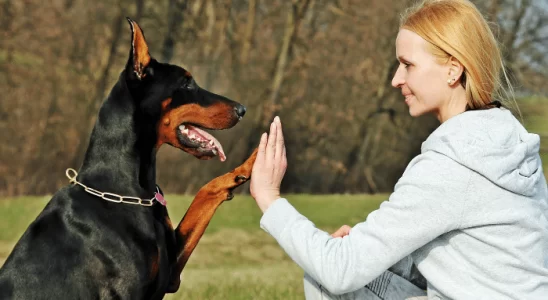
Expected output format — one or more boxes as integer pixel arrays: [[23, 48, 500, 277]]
[[0, 194, 386, 299]]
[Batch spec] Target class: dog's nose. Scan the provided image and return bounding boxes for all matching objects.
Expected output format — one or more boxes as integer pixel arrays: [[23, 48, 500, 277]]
[[234, 104, 246, 118]]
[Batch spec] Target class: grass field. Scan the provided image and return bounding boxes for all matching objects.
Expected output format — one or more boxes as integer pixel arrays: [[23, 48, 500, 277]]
[[0, 194, 387, 299]]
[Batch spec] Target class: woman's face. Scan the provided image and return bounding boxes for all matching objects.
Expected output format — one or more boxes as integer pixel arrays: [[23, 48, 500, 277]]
[[391, 29, 455, 121]]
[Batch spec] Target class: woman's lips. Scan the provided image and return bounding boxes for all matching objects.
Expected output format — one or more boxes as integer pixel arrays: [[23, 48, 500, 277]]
[[404, 94, 413, 104]]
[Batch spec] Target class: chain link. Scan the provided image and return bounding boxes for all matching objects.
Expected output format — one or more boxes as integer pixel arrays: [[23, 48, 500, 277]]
[[65, 168, 156, 207]]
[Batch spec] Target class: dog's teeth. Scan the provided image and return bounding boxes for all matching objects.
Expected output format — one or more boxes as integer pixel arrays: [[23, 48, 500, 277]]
[[180, 125, 185, 129], [212, 149, 218, 155], [209, 140, 214, 146], [183, 128, 189, 134]]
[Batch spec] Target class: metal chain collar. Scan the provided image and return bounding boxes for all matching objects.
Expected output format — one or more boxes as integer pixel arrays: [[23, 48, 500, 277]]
[[65, 168, 157, 207]]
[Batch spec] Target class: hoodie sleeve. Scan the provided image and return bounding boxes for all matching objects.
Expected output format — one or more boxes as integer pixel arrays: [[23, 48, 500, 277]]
[[259, 151, 471, 294]]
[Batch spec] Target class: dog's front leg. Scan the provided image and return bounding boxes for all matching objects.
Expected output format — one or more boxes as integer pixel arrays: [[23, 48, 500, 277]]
[[166, 148, 258, 293]]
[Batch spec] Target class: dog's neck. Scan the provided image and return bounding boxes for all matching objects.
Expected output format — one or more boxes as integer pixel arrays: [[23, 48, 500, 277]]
[[78, 73, 158, 197]]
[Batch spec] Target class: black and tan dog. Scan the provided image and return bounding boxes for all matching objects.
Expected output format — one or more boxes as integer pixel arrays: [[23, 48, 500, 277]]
[[0, 18, 258, 299]]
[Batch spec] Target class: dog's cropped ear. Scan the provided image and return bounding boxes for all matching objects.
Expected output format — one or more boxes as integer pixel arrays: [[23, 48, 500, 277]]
[[126, 17, 151, 80]]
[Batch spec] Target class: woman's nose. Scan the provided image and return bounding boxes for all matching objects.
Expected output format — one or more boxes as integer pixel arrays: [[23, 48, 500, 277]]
[[391, 66, 405, 88]]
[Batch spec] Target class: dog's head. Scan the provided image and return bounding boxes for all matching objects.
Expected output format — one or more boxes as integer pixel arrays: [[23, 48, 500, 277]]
[[124, 18, 245, 161]]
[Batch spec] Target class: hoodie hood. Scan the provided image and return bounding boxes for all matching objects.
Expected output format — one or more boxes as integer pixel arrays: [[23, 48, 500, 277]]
[[422, 108, 545, 196]]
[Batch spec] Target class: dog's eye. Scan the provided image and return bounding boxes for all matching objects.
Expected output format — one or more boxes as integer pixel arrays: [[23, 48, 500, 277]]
[[182, 81, 194, 90]]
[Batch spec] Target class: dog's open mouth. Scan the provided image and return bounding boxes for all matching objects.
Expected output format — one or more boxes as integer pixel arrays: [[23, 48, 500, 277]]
[[177, 124, 226, 161]]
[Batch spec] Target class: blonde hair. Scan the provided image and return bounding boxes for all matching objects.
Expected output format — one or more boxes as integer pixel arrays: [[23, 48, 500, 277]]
[[400, 0, 516, 111]]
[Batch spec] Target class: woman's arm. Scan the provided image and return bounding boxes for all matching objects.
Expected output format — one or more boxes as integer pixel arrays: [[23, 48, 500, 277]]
[[260, 153, 471, 294], [249, 118, 471, 294]]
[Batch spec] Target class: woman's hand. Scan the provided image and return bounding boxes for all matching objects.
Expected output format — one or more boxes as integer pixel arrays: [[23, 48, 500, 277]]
[[331, 225, 351, 238], [250, 116, 287, 213]]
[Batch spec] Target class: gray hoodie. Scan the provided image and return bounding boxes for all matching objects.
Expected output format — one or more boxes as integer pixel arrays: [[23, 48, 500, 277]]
[[260, 108, 548, 299]]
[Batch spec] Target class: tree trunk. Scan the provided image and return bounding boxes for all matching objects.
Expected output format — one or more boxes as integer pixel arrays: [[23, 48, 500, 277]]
[[502, 0, 530, 75], [135, 0, 144, 20], [71, 7, 125, 168], [161, 0, 188, 63], [343, 60, 398, 193], [244, 0, 311, 159], [240, 0, 256, 64]]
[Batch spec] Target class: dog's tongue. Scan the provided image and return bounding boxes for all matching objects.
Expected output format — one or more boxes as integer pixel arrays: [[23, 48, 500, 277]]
[[190, 127, 226, 161]]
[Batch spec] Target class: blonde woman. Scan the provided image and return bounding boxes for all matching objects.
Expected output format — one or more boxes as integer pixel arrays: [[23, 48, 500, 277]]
[[249, 0, 548, 299]]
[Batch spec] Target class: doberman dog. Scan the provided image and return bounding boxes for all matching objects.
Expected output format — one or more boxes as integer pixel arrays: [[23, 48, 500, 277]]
[[0, 18, 258, 299]]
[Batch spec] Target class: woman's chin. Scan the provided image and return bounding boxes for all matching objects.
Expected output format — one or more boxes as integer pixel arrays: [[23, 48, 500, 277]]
[[408, 107, 423, 117]]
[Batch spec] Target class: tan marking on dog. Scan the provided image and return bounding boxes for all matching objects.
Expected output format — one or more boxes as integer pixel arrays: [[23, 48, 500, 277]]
[[155, 98, 236, 151], [129, 20, 151, 79]]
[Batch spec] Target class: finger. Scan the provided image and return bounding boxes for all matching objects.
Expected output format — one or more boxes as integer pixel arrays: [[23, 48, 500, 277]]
[[341, 225, 351, 236], [331, 226, 343, 237], [265, 121, 277, 165], [280, 141, 287, 177], [331, 228, 344, 238], [256, 132, 268, 165], [331, 225, 351, 238], [274, 116, 285, 163]]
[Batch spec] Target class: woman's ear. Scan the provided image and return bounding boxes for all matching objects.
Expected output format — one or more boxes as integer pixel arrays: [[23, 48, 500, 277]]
[[447, 56, 464, 86]]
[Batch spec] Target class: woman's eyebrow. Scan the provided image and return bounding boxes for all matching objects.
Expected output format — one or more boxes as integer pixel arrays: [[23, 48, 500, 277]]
[[397, 55, 410, 62]]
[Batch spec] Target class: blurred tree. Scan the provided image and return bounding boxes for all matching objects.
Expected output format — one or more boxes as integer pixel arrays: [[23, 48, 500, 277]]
[[0, 0, 546, 196]]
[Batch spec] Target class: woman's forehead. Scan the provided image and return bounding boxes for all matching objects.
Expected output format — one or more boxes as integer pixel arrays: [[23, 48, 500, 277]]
[[395, 29, 430, 58]]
